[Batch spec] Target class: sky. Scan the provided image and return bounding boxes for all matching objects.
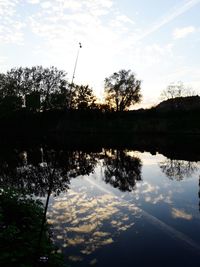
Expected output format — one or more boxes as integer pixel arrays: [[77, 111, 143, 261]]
[[0, 0, 200, 108]]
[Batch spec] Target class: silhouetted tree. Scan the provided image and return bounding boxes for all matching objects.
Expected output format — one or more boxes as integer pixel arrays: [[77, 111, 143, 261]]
[[39, 67, 68, 110], [0, 73, 6, 99], [104, 69, 142, 111], [0, 66, 70, 110], [72, 85, 97, 109], [103, 150, 142, 191], [160, 81, 196, 101]]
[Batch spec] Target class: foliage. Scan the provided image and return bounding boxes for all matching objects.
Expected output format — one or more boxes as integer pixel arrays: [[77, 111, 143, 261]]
[[72, 84, 97, 109], [0, 188, 65, 267], [0, 66, 69, 110], [0, 95, 23, 112], [104, 69, 142, 111]]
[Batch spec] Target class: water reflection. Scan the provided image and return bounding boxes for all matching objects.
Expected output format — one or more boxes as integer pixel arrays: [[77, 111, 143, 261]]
[[103, 150, 142, 191], [0, 148, 142, 196], [159, 159, 198, 181], [0, 148, 70, 196], [0, 148, 99, 196], [47, 185, 140, 263], [1, 146, 200, 266]]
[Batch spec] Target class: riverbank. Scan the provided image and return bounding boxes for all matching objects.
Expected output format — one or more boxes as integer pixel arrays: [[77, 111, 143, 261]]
[[0, 108, 200, 138]]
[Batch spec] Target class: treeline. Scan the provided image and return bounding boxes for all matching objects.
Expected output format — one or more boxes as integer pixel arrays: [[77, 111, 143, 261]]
[[0, 66, 96, 112], [0, 66, 142, 114], [1, 65, 200, 138]]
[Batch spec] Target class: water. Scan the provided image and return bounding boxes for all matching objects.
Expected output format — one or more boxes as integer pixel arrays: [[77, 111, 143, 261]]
[[45, 150, 200, 267], [1, 146, 200, 266]]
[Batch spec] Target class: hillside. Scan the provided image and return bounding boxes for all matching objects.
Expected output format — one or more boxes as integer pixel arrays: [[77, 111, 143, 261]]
[[155, 96, 200, 111]]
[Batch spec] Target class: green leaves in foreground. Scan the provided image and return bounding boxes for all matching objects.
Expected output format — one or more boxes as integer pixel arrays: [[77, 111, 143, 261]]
[[0, 188, 66, 267]]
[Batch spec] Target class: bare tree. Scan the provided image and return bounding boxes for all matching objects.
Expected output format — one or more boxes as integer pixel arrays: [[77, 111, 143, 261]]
[[160, 81, 196, 101]]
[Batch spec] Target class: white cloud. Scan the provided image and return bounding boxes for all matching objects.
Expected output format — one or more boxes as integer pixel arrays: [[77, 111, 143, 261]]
[[137, 0, 200, 41], [173, 26, 196, 39], [0, 0, 25, 44], [0, 0, 199, 104], [40, 1, 52, 9], [25, 0, 138, 96], [116, 15, 135, 25], [27, 0, 40, 4]]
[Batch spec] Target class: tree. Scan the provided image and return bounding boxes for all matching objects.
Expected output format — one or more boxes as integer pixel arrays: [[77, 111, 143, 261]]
[[104, 69, 142, 111], [0, 66, 70, 110], [39, 66, 68, 110], [72, 84, 97, 109], [160, 81, 196, 101]]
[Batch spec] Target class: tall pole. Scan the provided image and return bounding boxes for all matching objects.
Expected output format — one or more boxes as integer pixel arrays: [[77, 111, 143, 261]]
[[71, 42, 82, 85], [69, 42, 82, 109]]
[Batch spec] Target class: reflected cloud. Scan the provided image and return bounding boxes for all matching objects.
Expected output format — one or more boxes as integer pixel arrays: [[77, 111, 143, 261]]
[[47, 187, 140, 262], [90, 258, 98, 265], [67, 237, 85, 246], [172, 208, 192, 220], [135, 181, 173, 205], [68, 255, 83, 262], [67, 223, 98, 234]]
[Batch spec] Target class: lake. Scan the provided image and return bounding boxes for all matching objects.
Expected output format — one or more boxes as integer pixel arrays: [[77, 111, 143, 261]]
[[1, 145, 200, 266], [47, 149, 200, 267]]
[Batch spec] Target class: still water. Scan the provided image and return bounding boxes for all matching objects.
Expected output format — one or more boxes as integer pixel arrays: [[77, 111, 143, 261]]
[[44, 150, 200, 267]]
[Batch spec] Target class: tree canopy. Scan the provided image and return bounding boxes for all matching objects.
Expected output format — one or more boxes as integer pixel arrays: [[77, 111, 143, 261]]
[[104, 69, 142, 111], [72, 84, 97, 109], [0, 66, 69, 110]]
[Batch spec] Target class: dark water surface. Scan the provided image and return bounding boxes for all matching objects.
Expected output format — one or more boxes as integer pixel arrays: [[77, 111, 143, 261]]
[[1, 145, 200, 266], [46, 151, 200, 267]]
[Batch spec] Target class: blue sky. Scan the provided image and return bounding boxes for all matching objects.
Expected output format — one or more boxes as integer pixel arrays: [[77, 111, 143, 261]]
[[0, 0, 200, 107]]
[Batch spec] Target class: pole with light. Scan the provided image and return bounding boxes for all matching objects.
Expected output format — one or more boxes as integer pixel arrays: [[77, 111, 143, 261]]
[[69, 42, 82, 108], [71, 42, 82, 85]]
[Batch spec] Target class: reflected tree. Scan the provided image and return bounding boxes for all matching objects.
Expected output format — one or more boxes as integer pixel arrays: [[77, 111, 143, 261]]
[[103, 150, 142, 191], [0, 147, 99, 266], [0, 148, 98, 196], [159, 159, 198, 181]]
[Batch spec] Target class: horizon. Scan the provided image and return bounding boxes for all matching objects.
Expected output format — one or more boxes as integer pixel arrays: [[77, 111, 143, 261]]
[[1, 0, 200, 108]]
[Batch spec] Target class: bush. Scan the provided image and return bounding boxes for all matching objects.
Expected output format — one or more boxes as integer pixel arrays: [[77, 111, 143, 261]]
[[0, 188, 65, 267]]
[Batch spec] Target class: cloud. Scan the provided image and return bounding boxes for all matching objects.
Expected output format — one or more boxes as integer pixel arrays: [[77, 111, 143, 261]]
[[40, 1, 52, 9], [0, 0, 24, 44], [27, 0, 40, 4], [137, 0, 200, 40], [1, 0, 199, 103], [173, 26, 196, 39]]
